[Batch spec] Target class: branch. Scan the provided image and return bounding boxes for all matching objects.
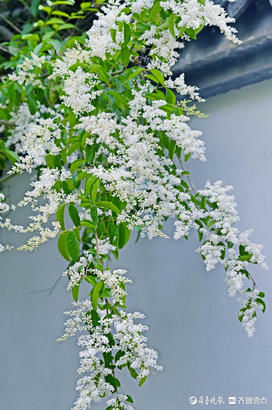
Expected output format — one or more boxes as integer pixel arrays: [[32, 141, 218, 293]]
[[0, 14, 21, 34], [0, 120, 15, 126], [177, 155, 197, 194]]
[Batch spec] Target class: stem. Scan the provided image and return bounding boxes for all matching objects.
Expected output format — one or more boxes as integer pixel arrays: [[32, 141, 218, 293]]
[[177, 155, 197, 194], [0, 120, 15, 126], [0, 14, 21, 33], [0, 173, 16, 184]]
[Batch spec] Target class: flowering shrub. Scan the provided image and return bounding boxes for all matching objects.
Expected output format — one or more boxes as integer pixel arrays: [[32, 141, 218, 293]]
[[0, 0, 268, 408]]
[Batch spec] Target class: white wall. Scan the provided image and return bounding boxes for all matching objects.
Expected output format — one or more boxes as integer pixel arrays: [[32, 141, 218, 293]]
[[1, 79, 272, 410]]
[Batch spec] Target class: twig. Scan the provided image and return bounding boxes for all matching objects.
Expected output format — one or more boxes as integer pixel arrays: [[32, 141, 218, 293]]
[[0, 120, 15, 126], [177, 156, 197, 194], [27, 273, 63, 296], [0, 173, 16, 184], [0, 14, 21, 33]]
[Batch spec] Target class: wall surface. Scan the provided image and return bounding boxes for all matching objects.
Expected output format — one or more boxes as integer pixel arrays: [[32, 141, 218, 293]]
[[1, 79, 272, 410]]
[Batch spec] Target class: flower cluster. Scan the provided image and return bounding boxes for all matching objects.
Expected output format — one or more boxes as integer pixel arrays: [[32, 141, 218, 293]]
[[58, 300, 162, 410]]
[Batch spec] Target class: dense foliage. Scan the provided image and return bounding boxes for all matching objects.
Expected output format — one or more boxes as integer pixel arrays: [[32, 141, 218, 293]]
[[0, 0, 268, 408]]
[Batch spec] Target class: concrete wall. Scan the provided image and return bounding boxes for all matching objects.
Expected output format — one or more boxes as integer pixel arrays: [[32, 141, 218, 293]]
[[1, 79, 272, 409]]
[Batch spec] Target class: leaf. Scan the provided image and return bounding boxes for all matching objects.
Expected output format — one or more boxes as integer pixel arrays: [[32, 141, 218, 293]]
[[85, 175, 97, 196], [91, 179, 100, 202], [91, 280, 104, 310], [168, 14, 176, 38], [85, 275, 97, 286], [90, 309, 100, 327], [57, 23, 75, 31], [22, 34, 40, 42], [52, 0, 75, 4], [118, 223, 130, 249], [80, 2, 92, 9], [105, 374, 121, 392], [139, 376, 147, 387], [255, 298, 266, 313], [149, 69, 164, 86], [30, 0, 40, 17], [72, 285, 79, 301], [4, 149, 19, 164], [166, 88, 176, 105], [58, 232, 70, 261], [96, 201, 120, 214], [120, 45, 130, 67], [126, 67, 144, 81], [68, 204, 80, 227], [115, 350, 125, 363], [89, 64, 109, 84], [103, 352, 113, 367], [70, 159, 85, 173], [238, 254, 253, 262], [52, 10, 70, 17], [80, 220, 96, 230], [124, 23, 131, 45], [66, 231, 80, 261], [168, 140, 176, 160], [56, 204, 66, 231], [126, 395, 134, 404], [128, 366, 138, 379], [27, 94, 38, 115], [46, 18, 66, 25]]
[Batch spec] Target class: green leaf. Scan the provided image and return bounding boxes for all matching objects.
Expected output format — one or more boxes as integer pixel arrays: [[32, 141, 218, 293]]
[[56, 204, 66, 231], [68, 204, 80, 227], [139, 376, 147, 387], [120, 45, 130, 67], [96, 201, 121, 214], [85, 175, 97, 196], [30, 0, 40, 17], [115, 350, 125, 363], [89, 64, 109, 84], [255, 298, 266, 313], [126, 395, 134, 404], [70, 159, 85, 173], [22, 34, 40, 42], [27, 94, 38, 115], [80, 220, 96, 230], [57, 23, 75, 31], [80, 2, 92, 9], [91, 280, 104, 310], [128, 366, 138, 379], [46, 18, 66, 25], [85, 275, 97, 286], [52, 0, 75, 4], [124, 23, 131, 45], [149, 69, 164, 86], [52, 10, 70, 17], [3, 149, 19, 164], [58, 232, 70, 261], [91, 179, 100, 202], [72, 285, 79, 301], [118, 223, 130, 249], [105, 374, 121, 392], [168, 14, 177, 38], [126, 67, 144, 81], [238, 254, 253, 262], [66, 231, 80, 261], [90, 309, 100, 327], [168, 140, 176, 160], [166, 88, 176, 105]]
